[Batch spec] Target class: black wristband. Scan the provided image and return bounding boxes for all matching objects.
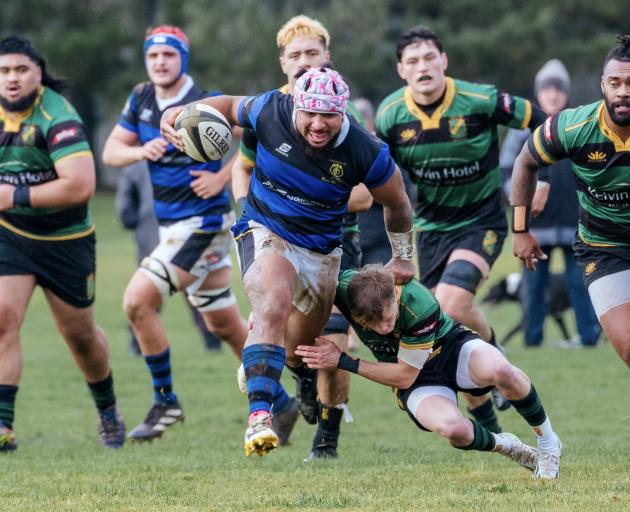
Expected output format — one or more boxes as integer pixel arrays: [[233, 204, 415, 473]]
[[13, 186, 31, 207], [511, 205, 530, 233], [337, 352, 360, 374]]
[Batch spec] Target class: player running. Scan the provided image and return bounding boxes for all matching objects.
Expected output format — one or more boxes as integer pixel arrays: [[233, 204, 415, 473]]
[[161, 67, 415, 456], [510, 34, 630, 370]]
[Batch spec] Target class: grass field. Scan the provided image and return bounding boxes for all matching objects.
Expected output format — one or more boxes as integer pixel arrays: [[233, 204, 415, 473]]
[[1, 193, 628, 511]]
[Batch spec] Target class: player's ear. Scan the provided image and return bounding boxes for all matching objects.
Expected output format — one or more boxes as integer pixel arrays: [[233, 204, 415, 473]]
[[396, 61, 405, 81], [442, 51, 448, 73]]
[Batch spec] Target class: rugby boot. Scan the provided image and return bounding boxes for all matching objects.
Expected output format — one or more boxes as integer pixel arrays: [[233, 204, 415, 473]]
[[494, 432, 537, 471], [0, 420, 17, 452], [97, 404, 126, 448], [306, 425, 339, 460], [292, 368, 318, 424], [271, 396, 300, 446], [535, 437, 562, 480], [128, 400, 185, 442], [244, 412, 278, 457]]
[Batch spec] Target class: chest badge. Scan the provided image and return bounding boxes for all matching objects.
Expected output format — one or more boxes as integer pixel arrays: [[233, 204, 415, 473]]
[[449, 116, 467, 140]]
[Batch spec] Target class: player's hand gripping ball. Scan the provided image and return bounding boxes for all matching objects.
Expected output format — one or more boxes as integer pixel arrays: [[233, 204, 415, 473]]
[[175, 103, 232, 161]]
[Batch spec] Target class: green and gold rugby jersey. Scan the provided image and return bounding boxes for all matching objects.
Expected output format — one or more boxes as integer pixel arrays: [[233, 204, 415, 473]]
[[335, 269, 457, 368], [377, 78, 543, 232], [529, 100, 630, 247], [0, 86, 93, 240]]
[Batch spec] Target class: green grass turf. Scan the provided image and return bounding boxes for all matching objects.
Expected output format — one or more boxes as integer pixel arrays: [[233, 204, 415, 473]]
[[1, 192, 628, 511]]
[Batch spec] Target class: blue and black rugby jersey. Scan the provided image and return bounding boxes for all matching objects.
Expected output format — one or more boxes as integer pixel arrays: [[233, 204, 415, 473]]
[[233, 90, 395, 253], [118, 78, 230, 231]]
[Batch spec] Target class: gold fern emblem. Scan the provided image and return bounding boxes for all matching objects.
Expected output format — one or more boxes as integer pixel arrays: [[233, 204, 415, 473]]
[[584, 261, 597, 276], [400, 128, 416, 142], [587, 151, 607, 163]]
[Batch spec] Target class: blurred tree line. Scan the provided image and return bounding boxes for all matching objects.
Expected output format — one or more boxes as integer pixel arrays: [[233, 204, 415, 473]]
[[0, 0, 625, 186]]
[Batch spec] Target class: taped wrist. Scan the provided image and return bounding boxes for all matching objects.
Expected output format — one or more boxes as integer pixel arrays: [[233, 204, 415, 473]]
[[387, 228, 415, 260], [337, 352, 360, 374], [13, 186, 31, 207], [511, 206, 530, 233]]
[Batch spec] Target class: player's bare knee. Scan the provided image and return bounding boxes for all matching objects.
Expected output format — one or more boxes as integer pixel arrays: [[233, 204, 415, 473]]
[[492, 361, 518, 388], [123, 292, 150, 324], [435, 416, 469, 443], [0, 307, 21, 341]]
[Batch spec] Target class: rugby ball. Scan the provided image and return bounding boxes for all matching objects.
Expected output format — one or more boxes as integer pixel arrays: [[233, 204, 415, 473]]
[[175, 103, 232, 161]]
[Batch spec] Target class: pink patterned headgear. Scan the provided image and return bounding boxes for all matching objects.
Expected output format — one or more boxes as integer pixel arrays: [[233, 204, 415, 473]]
[[293, 68, 350, 116]]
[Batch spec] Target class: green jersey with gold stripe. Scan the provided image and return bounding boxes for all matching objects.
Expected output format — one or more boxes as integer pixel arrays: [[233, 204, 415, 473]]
[[529, 100, 630, 247], [0, 86, 93, 240], [335, 269, 456, 368], [376, 78, 544, 232]]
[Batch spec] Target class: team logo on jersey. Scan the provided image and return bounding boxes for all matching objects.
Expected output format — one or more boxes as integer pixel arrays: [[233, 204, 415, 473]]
[[52, 127, 78, 145], [482, 230, 498, 256], [449, 116, 467, 140], [587, 151, 607, 164], [411, 320, 437, 336], [21, 125, 36, 146], [400, 128, 416, 142], [329, 162, 344, 179], [275, 143, 292, 157], [543, 117, 553, 143], [140, 109, 153, 122], [584, 261, 597, 276]]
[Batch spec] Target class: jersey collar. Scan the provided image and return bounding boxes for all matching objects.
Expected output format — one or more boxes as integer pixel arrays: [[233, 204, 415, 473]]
[[0, 86, 44, 133], [404, 77, 455, 130], [155, 75, 194, 111]]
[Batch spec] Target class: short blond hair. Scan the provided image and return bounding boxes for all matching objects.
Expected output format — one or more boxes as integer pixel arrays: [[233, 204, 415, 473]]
[[276, 15, 330, 53]]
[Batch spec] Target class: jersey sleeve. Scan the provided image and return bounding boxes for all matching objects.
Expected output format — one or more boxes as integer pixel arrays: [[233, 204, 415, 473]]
[[237, 90, 275, 131], [527, 113, 568, 166], [374, 106, 392, 146], [491, 88, 546, 131], [239, 128, 258, 165], [396, 281, 441, 370], [363, 142, 396, 188], [46, 97, 91, 163], [118, 88, 140, 133]]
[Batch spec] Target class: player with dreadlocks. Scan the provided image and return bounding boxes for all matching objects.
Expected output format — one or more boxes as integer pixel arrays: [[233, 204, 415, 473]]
[[511, 34, 630, 374]]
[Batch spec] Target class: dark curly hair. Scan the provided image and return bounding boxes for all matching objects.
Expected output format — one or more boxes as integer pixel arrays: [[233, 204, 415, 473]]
[[603, 34, 630, 71], [0, 36, 67, 93]]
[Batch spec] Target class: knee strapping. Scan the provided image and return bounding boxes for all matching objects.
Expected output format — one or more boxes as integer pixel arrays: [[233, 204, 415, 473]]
[[321, 313, 350, 335], [440, 260, 483, 293], [140, 257, 179, 299], [188, 285, 236, 312]]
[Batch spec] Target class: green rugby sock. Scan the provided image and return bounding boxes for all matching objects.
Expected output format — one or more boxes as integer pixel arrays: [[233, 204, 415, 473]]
[[0, 385, 18, 429], [467, 398, 501, 433], [458, 419, 496, 452], [509, 384, 547, 427], [87, 373, 116, 411]]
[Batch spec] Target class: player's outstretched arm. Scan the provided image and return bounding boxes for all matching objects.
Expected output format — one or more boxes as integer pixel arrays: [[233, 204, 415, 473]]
[[510, 144, 548, 271], [369, 166, 415, 283], [296, 336, 419, 389]]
